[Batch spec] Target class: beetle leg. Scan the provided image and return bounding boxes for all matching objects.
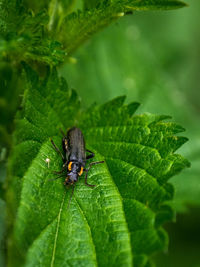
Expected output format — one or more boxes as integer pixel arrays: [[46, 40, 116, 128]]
[[53, 169, 66, 175], [52, 161, 68, 175], [50, 139, 65, 162], [86, 149, 95, 160], [84, 161, 104, 187], [48, 174, 65, 182]]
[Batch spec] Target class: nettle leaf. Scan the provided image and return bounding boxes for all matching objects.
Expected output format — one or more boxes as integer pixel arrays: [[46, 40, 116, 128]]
[[123, 0, 187, 11], [0, 1, 64, 65], [7, 67, 190, 267], [0, 0, 187, 64], [59, 0, 187, 53]]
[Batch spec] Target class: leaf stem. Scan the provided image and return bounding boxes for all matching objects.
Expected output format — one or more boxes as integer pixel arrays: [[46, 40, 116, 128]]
[[48, 0, 58, 32]]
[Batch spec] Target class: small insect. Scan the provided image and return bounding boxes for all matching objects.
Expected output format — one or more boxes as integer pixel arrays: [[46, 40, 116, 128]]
[[50, 127, 104, 207]]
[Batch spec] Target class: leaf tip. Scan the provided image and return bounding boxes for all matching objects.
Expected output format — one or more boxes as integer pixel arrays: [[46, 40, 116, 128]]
[[170, 1, 189, 9], [178, 1, 189, 8], [127, 101, 140, 116]]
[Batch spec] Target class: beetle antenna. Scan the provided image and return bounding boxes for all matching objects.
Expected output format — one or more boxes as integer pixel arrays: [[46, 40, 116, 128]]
[[59, 128, 66, 137], [67, 185, 75, 210]]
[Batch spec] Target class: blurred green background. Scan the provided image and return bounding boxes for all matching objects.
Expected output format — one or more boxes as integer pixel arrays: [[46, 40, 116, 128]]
[[59, 0, 200, 266]]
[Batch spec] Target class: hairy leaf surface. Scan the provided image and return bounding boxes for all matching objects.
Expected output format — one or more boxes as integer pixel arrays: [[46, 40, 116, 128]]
[[0, 0, 186, 65], [0, 1, 64, 65], [59, 0, 187, 53], [61, 14, 199, 212], [7, 66, 189, 267]]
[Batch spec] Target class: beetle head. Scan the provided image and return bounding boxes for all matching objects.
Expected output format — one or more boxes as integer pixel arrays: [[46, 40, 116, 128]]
[[64, 171, 78, 185]]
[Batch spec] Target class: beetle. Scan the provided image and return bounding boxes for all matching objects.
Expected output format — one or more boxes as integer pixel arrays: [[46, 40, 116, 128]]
[[50, 127, 104, 206]]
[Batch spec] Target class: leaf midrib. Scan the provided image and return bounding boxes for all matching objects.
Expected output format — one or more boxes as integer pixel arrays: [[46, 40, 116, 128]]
[[50, 191, 66, 267]]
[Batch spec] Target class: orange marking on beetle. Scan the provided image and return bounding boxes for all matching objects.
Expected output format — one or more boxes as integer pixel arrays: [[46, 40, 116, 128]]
[[68, 161, 72, 171], [64, 139, 68, 147], [79, 167, 84, 176]]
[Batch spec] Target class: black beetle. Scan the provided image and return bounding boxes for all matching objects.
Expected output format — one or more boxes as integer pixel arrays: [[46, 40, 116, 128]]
[[50, 127, 104, 206]]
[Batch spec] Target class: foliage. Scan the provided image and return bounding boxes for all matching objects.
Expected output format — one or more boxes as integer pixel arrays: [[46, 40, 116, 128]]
[[58, 0, 187, 54], [6, 66, 189, 267], [61, 13, 200, 212], [0, 1, 64, 66], [0, 0, 193, 266], [0, 0, 186, 64]]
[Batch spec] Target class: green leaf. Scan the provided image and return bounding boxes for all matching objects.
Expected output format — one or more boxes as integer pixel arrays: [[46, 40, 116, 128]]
[[0, 0, 187, 64], [83, 0, 100, 10], [82, 0, 187, 10], [61, 13, 199, 213], [123, 0, 187, 11], [171, 137, 200, 212], [6, 66, 189, 267], [58, 0, 187, 53], [0, 1, 64, 65]]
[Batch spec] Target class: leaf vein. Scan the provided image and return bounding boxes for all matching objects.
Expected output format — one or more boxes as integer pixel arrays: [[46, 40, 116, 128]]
[[50, 191, 66, 267]]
